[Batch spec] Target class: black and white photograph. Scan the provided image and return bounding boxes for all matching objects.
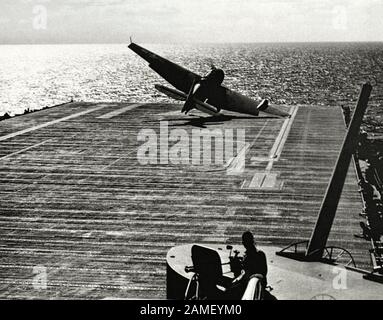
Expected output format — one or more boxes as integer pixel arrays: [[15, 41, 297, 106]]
[[1, 0, 383, 308]]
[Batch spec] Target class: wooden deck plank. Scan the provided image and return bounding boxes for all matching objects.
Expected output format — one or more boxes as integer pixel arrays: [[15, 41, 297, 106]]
[[0, 102, 369, 299]]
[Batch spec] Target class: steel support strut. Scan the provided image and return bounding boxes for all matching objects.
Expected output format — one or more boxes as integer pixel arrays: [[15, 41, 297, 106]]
[[305, 83, 372, 259]]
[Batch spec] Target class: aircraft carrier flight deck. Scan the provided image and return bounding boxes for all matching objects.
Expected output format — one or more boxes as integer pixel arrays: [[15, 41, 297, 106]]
[[0, 102, 369, 299]]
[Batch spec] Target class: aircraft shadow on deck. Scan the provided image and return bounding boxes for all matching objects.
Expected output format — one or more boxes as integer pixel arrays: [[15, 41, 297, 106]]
[[165, 114, 281, 128]]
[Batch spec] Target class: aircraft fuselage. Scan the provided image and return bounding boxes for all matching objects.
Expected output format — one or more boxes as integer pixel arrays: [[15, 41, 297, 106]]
[[129, 42, 290, 118]]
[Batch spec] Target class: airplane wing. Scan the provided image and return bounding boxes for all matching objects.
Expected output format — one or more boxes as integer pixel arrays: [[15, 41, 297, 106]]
[[129, 42, 200, 94]]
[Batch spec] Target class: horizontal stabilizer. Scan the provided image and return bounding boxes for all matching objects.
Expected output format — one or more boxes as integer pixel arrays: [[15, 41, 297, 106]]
[[155, 84, 219, 116], [155, 84, 186, 101], [194, 99, 219, 116], [257, 99, 290, 117]]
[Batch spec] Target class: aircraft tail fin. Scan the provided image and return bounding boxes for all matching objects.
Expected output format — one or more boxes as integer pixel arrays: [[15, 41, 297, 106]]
[[256, 99, 269, 111]]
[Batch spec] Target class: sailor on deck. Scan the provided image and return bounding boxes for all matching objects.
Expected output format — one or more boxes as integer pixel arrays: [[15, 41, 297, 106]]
[[232, 231, 268, 288]]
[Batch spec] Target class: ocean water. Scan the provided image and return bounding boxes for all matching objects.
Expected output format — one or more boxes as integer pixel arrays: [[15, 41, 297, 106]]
[[0, 42, 382, 134]]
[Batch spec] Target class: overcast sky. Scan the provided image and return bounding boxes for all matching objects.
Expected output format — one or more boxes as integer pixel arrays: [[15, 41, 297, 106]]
[[0, 0, 382, 44]]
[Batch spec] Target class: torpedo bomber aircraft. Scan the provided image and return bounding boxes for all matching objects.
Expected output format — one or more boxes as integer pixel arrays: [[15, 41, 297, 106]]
[[128, 40, 290, 118]]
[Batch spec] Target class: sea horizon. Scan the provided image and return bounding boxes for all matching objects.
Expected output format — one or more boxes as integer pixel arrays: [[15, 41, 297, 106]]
[[1, 42, 382, 134], [1, 40, 383, 46]]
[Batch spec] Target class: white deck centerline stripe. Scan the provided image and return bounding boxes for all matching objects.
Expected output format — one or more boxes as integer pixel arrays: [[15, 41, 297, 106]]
[[0, 105, 106, 142], [274, 106, 299, 161], [266, 106, 299, 171], [98, 103, 143, 119], [0, 139, 53, 160], [246, 106, 299, 189]]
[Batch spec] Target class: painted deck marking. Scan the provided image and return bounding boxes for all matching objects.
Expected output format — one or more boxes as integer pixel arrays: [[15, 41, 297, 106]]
[[266, 106, 299, 170], [0, 105, 106, 142], [98, 103, 143, 119], [248, 106, 299, 189], [249, 172, 267, 188], [0, 139, 52, 160]]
